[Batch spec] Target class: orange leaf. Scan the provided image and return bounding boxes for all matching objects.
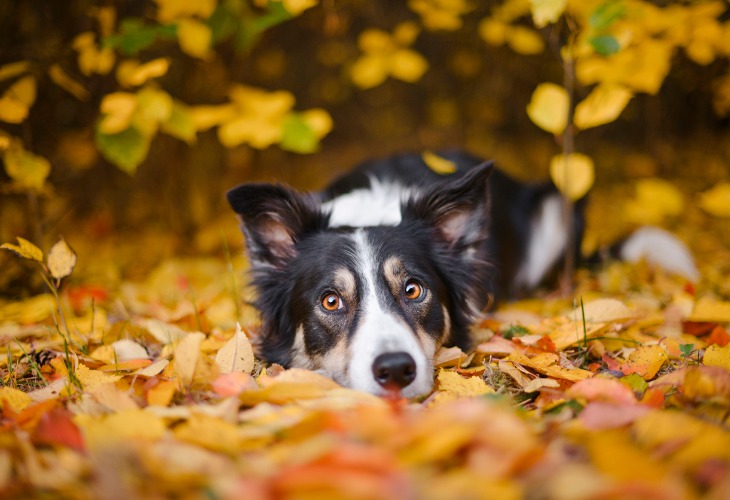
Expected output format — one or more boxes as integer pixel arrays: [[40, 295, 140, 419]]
[[32, 408, 85, 451]]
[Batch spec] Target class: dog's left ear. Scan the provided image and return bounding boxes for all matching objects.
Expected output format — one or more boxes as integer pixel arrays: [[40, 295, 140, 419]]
[[226, 183, 325, 268], [404, 161, 493, 247]]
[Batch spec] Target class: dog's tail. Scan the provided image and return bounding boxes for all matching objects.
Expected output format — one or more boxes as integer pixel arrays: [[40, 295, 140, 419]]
[[611, 227, 699, 282]]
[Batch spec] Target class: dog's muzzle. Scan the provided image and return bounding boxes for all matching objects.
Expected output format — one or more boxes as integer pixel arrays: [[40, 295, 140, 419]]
[[371, 351, 417, 389]]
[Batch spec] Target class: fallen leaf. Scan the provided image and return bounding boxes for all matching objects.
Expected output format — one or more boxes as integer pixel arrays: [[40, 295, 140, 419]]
[[579, 402, 650, 430], [214, 323, 254, 374], [32, 408, 85, 451], [566, 377, 637, 404], [578, 298, 633, 322], [0, 387, 33, 413], [698, 183, 730, 218], [146, 379, 177, 407], [508, 352, 593, 381], [211, 372, 258, 397], [689, 297, 730, 323], [620, 345, 668, 380], [523, 377, 560, 393], [436, 369, 494, 398]]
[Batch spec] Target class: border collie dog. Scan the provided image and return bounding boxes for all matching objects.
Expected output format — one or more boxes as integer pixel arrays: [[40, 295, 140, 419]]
[[227, 151, 697, 397]]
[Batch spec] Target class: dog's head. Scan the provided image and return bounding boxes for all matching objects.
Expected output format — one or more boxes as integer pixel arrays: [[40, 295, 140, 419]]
[[227, 163, 492, 397]]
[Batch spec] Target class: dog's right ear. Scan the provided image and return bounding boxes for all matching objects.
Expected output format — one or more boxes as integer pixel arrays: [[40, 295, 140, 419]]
[[226, 183, 326, 268]]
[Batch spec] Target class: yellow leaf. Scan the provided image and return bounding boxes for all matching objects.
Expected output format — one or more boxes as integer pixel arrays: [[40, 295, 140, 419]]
[[2, 145, 51, 191], [390, 49, 429, 83], [508, 352, 594, 381], [549, 153, 595, 201], [703, 344, 730, 372], [177, 18, 212, 59], [48, 64, 89, 101], [698, 183, 730, 218], [301, 108, 333, 138], [436, 370, 494, 397], [529, 0, 567, 27], [74, 363, 122, 391], [116, 58, 171, 88], [73, 33, 115, 76], [175, 414, 242, 454], [214, 323, 255, 375], [422, 150, 457, 175], [578, 298, 632, 323], [281, 0, 318, 16], [624, 178, 684, 225], [99, 92, 138, 134], [0, 387, 33, 413], [526, 83, 569, 134], [155, 0, 216, 23], [218, 116, 279, 149], [621, 345, 668, 380], [506, 26, 545, 55], [574, 84, 633, 130], [393, 21, 421, 45], [0, 61, 31, 82], [190, 104, 237, 131], [0, 76, 37, 124], [358, 29, 393, 53], [0, 294, 54, 323], [147, 379, 177, 406], [1, 237, 43, 262], [75, 409, 167, 446], [689, 297, 730, 322], [134, 87, 174, 135], [47, 238, 77, 280], [478, 18, 508, 46], [351, 54, 388, 89], [174, 332, 206, 387]]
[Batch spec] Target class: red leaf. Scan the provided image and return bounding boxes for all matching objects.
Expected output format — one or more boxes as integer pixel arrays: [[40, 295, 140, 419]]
[[682, 321, 716, 337], [707, 325, 730, 347], [536, 335, 556, 353], [32, 408, 85, 452]]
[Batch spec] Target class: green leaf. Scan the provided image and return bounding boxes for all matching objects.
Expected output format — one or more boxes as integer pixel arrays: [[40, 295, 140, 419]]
[[104, 18, 177, 56], [619, 373, 648, 396], [502, 325, 530, 340], [280, 113, 319, 154], [208, 1, 241, 43], [161, 101, 197, 144], [679, 343, 695, 357], [589, 1, 626, 31], [590, 34, 620, 56], [95, 126, 151, 175], [235, 2, 292, 51]]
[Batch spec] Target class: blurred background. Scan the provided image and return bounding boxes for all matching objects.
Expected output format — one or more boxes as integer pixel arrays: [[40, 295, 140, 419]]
[[1, 0, 729, 297]]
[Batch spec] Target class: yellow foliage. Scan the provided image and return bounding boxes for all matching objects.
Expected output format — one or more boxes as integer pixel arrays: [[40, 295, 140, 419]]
[[549, 152, 595, 201], [0, 61, 31, 82], [48, 64, 89, 101], [177, 18, 212, 59], [624, 178, 684, 225], [530, 0, 567, 28], [409, 0, 473, 31], [280, 0, 318, 16], [351, 22, 429, 89], [47, 239, 77, 280], [154, 0, 216, 23], [116, 58, 171, 88], [526, 83, 569, 134], [72, 32, 115, 76], [622, 344, 667, 380], [703, 344, 730, 372], [98, 92, 138, 134], [698, 183, 730, 218], [506, 26, 545, 55], [0, 76, 36, 124], [0, 387, 33, 413], [422, 150, 457, 175], [574, 83, 633, 129], [1, 141, 51, 192]]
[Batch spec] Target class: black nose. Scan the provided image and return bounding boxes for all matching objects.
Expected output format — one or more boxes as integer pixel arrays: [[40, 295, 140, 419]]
[[372, 352, 417, 389]]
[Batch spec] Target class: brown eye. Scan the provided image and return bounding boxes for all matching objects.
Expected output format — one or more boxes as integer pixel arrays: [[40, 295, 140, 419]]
[[404, 280, 423, 300], [322, 292, 343, 311]]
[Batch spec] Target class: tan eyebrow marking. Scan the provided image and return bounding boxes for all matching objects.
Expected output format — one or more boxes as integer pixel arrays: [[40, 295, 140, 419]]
[[333, 267, 356, 299], [383, 256, 404, 291]]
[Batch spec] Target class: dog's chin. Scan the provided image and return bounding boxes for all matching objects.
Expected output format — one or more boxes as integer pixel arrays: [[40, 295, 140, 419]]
[[345, 369, 435, 399]]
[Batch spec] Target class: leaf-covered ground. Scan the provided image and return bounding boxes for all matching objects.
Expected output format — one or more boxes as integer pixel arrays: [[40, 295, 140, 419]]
[[1, 181, 730, 499]]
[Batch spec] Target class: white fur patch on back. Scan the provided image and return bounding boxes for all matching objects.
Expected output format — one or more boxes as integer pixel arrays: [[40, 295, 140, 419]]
[[346, 230, 434, 397], [323, 177, 413, 228], [515, 194, 568, 289], [620, 227, 699, 281]]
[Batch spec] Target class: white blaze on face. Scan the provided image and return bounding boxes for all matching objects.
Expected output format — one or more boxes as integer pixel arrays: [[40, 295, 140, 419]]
[[346, 230, 435, 397]]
